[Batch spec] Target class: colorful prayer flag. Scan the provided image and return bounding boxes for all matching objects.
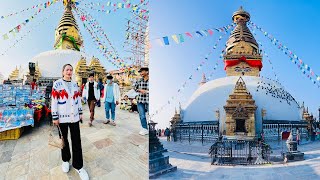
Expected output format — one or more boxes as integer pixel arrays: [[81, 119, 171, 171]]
[[179, 34, 185, 43], [185, 32, 192, 38], [172, 34, 179, 44], [156, 39, 164, 46], [163, 36, 169, 45], [196, 31, 203, 37], [2, 33, 8, 40], [200, 30, 207, 36]]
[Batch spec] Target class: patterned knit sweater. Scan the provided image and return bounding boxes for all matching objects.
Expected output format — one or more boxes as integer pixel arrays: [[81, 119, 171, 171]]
[[51, 78, 82, 123]]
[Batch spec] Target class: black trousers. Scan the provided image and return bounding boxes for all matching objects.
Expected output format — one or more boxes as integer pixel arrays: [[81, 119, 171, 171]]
[[59, 121, 83, 170]]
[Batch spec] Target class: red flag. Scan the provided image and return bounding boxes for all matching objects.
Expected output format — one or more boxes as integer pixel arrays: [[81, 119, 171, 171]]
[[80, 15, 86, 21], [208, 29, 214, 35], [185, 32, 192, 38]]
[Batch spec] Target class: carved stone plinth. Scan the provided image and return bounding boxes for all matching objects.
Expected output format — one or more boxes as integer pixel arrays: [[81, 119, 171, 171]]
[[149, 122, 177, 179]]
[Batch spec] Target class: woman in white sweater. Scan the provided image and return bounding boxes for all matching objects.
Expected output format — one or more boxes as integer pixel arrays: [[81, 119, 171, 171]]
[[51, 64, 89, 180]]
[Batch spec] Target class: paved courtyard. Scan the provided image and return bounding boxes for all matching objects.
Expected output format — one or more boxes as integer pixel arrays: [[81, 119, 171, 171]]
[[0, 106, 148, 180], [157, 138, 320, 180]]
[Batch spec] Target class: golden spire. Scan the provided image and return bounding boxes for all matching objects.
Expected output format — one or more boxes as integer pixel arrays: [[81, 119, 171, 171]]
[[54, 0, 82, 51], [224, 7, 262, 77]]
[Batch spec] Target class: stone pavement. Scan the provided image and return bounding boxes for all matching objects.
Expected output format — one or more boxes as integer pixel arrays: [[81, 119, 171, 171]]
[[0, 105, 148, 180], [157, 137, 320, 180]]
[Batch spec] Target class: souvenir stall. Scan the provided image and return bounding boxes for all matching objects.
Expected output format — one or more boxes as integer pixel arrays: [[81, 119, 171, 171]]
[[0, 84, 46, 140]]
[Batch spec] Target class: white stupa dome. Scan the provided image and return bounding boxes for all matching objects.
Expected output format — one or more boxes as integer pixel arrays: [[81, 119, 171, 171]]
[[182, 76, 301, 132], [31, 49, 86, 78]]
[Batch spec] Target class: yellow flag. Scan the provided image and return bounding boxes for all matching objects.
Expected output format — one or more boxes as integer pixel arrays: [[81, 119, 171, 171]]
[[172, 35, 179, 44]]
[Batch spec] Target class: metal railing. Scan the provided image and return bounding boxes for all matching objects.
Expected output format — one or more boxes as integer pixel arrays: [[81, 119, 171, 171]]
[[209, 139, 271, 165], [173, 121, 219, 145], [172, 120, 318, 145], [262, 120, 309, 142]]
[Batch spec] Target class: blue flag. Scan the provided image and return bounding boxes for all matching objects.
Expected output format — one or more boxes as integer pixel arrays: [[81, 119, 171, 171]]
[[163, 36, 169, 45], [196, 31, 203, 37]]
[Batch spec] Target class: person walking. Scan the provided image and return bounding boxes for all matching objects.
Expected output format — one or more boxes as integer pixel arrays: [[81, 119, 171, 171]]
[[96, 79, 104, 107], [296, 128, 301, 145], [51, 64, 89, 180], [82, 73, 100, 127], [134, 67, 149, 136], [103, 74, 120, 126], [164, 127, 170, 141], [31, 79, 38, 91]]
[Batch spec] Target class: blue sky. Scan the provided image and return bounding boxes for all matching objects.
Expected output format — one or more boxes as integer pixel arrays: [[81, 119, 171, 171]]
[[149, 0, 320, 129], [0, 0, 140, 78]]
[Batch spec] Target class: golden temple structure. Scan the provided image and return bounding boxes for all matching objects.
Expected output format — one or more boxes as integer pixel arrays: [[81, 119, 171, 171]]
[[224, 77, 257, 138], [74, 56, 89, 85], [74, 56, 107, 85], [88, 57, 107, 82], [23, 0, 107, 85], [8, 66, 21, 81], [170, 107, 182, 127]]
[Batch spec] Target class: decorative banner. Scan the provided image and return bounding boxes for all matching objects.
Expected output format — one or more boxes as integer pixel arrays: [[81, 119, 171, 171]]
[[82, 0, 149, 10], [75, 7, 120, 59], [74, 8, 121, 69], [153, 24, 235, 46], [55, 33, 81, 51], [0, 0, 61, 20], [224, 56, 262, 70], [150, 32, 229, 119], [206, 49, 224, 81], [1, 5, 62, 56], [151, 50, 224, 119], [248, 25, 281, 82], [80, 4, 149, 20], [74, 7, 136, 73], [75, 7, 132, 69], [262, 51, 280, 82], [249, 22, 320, 87], [84, 0, 132, 7], [80, 0, 149, 19], [77, 6, 139, 69], [1, 0, 59, 41]]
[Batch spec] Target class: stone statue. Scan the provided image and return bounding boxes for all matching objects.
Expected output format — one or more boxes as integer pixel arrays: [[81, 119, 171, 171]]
[[286, 130, 293, 150], [286, 130, 294, 143]]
